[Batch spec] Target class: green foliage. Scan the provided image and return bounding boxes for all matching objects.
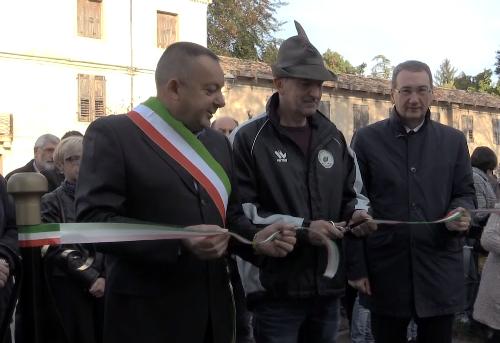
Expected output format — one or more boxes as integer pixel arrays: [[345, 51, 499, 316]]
[[322, 49, 366, 75], [434, 59, 457, 88], [370, 55, 392, 79], [261, 39, 282, 65], [207, 0, 286, 61], [495, 50, 500, 76], [454, 69, 499, 95]]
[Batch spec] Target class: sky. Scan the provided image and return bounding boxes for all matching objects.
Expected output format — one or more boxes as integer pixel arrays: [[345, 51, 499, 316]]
[[275, 0, 500, 80]]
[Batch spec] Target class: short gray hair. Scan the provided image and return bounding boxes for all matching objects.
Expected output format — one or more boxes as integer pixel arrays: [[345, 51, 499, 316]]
[[392, 60, 433, 89], [34, 134, 59, 149]]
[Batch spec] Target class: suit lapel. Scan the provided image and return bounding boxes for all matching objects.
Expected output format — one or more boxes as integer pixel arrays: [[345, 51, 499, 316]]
[[139, 134, 198, 196]]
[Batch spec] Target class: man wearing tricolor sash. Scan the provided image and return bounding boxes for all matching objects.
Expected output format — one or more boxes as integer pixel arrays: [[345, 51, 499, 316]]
[[75, 42, 296, 343]]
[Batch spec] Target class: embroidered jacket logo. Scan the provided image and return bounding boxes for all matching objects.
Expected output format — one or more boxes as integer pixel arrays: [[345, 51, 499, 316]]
[[274, 150, 287, 163]]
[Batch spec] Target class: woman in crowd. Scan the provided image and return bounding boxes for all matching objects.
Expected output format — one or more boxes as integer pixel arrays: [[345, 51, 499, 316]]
[[473, 211, 500, 342], [471, 147, 498, 224], [40, 136, 105, 343]]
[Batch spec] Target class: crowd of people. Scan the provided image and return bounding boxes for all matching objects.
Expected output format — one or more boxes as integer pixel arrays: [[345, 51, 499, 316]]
[[0, 20, 498, 343]]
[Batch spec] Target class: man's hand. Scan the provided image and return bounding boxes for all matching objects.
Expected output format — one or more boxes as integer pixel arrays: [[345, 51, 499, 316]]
[[308, 220, 345, 245], [0, 259, 9, 288], [348, 277, 371, 295], [445, 207, 471, 232], [182, 225, 230, 260], [349, 210, 377, 237], [89, 277, 105, 298], [253, 222, 296, 257]]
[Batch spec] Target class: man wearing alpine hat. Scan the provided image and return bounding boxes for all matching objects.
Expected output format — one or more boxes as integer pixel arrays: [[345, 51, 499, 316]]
[[230, 21, 376, 343]]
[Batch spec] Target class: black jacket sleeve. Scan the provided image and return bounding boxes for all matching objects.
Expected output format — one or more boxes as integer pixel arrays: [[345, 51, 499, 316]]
[[0, 177, 19, 269], [343, 133, 369, 281], [75, 118, 182, 265]]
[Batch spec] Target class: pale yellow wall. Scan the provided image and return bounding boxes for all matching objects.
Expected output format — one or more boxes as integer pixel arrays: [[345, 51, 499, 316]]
[[452, 106, 500, 158], [219, 81, 500, 159], [0, 0, 208, 175], [215, 82, 274, 123]]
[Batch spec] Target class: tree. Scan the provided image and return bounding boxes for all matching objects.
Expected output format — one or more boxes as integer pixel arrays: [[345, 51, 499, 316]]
[[261, 39, 282, 65], [207, 0, 286, 61], [371, 55, 392, 79], [454, 72, 474, 91], [322, 49, 366, 75], [455, 69, 499, 95], [434, 59, 457, 88], [495, 50, 500, 76]]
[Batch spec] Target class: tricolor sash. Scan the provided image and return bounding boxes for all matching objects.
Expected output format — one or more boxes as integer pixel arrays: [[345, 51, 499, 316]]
[[127, 97, 231, 224]]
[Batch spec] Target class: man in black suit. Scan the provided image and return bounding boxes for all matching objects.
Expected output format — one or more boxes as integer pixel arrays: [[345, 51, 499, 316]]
[[76, 42, 296, 343], [6, 134, 63, 192]]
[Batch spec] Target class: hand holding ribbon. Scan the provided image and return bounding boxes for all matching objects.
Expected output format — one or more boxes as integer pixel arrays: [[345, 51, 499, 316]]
[[182, 225, 230, 260], [348, 210, 377, 237], [308, 220, 346, 244], [444, 207, 471, 232], [252, 222, 297, 257]]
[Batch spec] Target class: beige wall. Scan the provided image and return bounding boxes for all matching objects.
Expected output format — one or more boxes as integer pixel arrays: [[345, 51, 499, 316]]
[[220, 79, 500, 157]]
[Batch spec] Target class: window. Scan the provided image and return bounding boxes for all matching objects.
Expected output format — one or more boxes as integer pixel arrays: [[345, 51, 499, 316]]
[[493, 118, 500, 145], [78, 74, 106, 122], [0, 113, 13, 141], [461, 115, 474, 143], [319, 101, 330, 118], [353, 104, 369, 135], [157, 11, 178, 49], [77, 0, 102, 39]]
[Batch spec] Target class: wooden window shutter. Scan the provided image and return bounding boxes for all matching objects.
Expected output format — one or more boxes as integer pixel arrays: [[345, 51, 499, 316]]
[[157, 11, 178, 49], [88, 1, 101, 38], [493, 118, 500, 145], [78, 74, 91, 121], [77, 0, 86, 36], [77, 0, 101, 38], [94, 76, 106, 118]]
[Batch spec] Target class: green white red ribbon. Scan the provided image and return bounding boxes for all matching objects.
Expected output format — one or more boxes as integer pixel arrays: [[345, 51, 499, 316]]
[[18, 223, 340, 278], [128, 97, 231, 224], [17, 211, 467, 279], [367, 210, 463, 226], [19, 223, 236, 248]]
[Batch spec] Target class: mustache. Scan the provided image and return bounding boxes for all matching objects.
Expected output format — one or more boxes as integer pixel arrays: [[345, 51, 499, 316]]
[[303, 98, 319, 102]]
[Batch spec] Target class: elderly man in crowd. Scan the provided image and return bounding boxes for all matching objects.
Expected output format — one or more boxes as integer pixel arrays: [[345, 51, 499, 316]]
[[6, 133, 63, 192]]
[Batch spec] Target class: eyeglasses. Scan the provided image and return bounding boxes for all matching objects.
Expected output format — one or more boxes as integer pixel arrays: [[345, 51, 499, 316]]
[[64, 155, 81, 164], [393, 86, 432, 97]]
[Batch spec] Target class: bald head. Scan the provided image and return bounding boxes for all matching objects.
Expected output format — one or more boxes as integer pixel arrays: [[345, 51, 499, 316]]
[[155, 42, 220, 91], [211, 116, 238, 137]]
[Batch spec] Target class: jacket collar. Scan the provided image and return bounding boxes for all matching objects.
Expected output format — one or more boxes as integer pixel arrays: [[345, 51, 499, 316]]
[[472, 167, 489, 183], [389, 106, 431, 138]]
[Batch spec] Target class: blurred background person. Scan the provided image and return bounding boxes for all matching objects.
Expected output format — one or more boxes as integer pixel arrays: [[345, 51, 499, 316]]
[[6, 134, 63, 192], [0, 174, 19, 343], [40, 136, 105, 343], [473, 210, 500, 342], [211, 116, 238, 137]]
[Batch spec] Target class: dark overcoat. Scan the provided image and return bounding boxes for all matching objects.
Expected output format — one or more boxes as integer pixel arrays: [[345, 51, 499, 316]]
[[76, 114, 255, 343], [347, 109, 476, 318]]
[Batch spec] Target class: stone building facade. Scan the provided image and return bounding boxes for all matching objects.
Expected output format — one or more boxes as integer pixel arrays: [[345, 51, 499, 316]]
[[217, 56, 500, 156]]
